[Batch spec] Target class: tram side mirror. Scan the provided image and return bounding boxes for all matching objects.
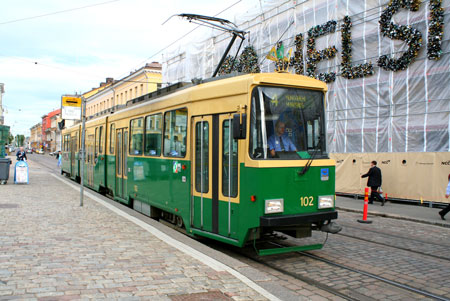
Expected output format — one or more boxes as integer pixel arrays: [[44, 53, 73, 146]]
[[233, 114, 246, 140]]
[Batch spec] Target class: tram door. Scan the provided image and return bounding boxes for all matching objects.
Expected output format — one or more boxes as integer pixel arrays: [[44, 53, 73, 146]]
[[115, 128, 128, 200], [191, 114, 239, 238], [70, 135, 76, 177], [87, 134, 95, 187]]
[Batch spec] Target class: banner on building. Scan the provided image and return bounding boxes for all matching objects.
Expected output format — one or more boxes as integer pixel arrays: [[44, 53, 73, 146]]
[[61, 96, 81, 120]]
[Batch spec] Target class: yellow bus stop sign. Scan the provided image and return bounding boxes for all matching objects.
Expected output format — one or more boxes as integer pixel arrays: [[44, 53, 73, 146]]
[[61, 96, 82, 120], [62, 96, 81, 107]]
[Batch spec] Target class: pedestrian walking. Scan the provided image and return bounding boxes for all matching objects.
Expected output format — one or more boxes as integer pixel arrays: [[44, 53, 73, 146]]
[[438, 173, 450, 220], [57, 151, 62, 167], [361, 160, 385, 206]]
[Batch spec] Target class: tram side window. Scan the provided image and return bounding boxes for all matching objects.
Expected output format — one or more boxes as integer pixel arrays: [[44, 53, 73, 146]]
[[110, 124, 115, 154], [130, 118, 144, 155], [163, 108, 187, 157], [95, 127, 98, 157], [98, 126, 103, 154], [195, 121, 209, 193], [222, 120, 238, 197], [75, 133, 78, 152], [145, 113, 162, 156], [64, 135, 70, 151]]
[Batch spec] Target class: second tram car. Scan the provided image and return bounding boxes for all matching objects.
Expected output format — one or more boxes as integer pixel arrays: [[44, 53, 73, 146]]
[[62, 73, 340, 255]]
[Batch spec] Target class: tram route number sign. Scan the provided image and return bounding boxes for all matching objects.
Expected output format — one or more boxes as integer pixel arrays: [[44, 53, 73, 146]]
[[61, 96, 82, 120]]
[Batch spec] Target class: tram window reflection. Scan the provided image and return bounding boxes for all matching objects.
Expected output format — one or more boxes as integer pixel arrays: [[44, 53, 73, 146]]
[[130, 118, 144, 156], [249, 86, 326, 160], [144, 114, 162, 156], [163, 108, 187, 158]]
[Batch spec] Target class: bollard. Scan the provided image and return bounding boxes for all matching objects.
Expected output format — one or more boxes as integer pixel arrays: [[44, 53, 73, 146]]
[[358, 187, 372, 224]]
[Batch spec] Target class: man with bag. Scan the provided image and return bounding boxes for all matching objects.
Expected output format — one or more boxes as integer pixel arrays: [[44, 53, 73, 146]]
[[361, 160, 385, 206], [16, 146, 27, 161]]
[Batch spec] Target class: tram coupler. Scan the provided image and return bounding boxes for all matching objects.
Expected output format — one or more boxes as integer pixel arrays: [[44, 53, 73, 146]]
[[320, 221, 342, 234]]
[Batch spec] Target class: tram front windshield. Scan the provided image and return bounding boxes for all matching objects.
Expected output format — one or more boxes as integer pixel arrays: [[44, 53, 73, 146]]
[[249, 86, 327, 160]]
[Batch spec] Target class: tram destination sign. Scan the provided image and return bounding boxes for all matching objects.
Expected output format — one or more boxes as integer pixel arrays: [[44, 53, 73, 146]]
[[61, 96, 82, 120]]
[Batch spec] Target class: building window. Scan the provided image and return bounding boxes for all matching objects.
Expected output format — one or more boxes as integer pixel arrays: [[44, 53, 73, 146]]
[[140, 84, 143, 96], [130, 118, 143, 155], [163, 108, 187, 157]]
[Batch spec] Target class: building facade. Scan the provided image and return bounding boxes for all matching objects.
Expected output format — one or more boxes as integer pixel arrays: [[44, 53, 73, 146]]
[[162, 1, 450, 203], [41, 109, 61, 152], [86, 62, 162, 118], [30, 123, 42, 150]]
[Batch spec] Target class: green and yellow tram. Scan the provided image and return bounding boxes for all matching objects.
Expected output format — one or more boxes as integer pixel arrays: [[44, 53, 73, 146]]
[[62, 73, 340, 255]]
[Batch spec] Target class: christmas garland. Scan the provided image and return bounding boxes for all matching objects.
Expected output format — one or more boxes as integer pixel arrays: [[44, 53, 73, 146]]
[[217, 46, 260, 75], [427, 0, 444, 60], [341, 16, 374, 79], [289, 34, 304, 75], [377, 0, 422, 71], [306, 20, 338, 83], [218, 55, 238, 75], [238, 46, 261, 73]]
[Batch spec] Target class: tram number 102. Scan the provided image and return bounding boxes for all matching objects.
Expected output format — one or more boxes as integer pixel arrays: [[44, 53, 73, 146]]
[[300, 196, 314, 207]]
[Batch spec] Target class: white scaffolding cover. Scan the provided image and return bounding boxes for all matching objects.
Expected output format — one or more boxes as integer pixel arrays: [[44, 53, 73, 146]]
[[163, 0, 450, 153]]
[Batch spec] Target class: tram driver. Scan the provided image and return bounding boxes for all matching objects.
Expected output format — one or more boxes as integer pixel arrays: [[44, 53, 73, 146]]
[[268, 120, 297, 157]]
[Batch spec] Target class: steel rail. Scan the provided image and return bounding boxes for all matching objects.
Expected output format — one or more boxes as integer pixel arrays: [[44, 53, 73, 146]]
[[341, 223, 450, 248], [337, 232, 450, 262], [299, 250, 450, 301], [238, 249, 359, 301]]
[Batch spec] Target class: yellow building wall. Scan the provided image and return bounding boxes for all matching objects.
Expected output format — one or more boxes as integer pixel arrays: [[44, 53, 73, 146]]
[[86, 72, 161, 117]]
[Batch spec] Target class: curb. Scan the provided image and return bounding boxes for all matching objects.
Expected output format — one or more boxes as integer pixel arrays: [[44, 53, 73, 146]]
[[336, 206, 450, 229]]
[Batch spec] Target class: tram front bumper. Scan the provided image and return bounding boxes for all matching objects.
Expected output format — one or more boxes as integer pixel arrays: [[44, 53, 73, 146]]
[[260, 211, 338, 227]]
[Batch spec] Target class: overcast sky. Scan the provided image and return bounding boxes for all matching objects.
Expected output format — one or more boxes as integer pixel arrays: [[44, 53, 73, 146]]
[[0, 0, 251, 136]]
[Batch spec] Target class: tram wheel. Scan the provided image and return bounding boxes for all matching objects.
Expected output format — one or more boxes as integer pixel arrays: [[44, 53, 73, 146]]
[[176, 216, 184, 228]]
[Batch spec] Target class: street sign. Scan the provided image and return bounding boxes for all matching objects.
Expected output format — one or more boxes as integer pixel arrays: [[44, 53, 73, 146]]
[[61, 96, 82, 120]]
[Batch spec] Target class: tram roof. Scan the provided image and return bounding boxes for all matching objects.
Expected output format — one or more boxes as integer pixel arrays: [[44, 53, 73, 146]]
[[69, 72, 327, 128]]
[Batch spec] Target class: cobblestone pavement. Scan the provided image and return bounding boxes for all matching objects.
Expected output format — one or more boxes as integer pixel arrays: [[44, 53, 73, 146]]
[[337, 212, 450, 260], [249, 211, 450, 300], [6, 155, 449, 300], [0, 158, 272, 300]]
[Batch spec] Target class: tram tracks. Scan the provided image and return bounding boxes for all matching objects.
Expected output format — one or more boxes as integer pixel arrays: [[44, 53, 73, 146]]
[[337, 223, 450, 262], [237, 241, 450, 301]]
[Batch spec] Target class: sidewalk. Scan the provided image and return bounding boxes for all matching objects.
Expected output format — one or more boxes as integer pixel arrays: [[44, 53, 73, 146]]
[[336, 195, 450, 228], [0, 158, 280, 300]]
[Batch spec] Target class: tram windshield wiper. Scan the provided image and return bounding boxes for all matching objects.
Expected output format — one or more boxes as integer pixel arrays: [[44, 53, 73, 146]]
[[298, 136, 321, 176]]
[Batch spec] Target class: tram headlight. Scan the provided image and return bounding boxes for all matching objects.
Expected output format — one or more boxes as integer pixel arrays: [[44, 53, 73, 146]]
[[318, 195, 334, 209], [265, 199, 284, 214]]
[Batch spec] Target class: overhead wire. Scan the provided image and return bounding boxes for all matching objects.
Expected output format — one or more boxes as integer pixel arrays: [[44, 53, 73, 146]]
[[0, 0, 243, 87], [120, 0, 243, 79], [0, 0, 122, 26]]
